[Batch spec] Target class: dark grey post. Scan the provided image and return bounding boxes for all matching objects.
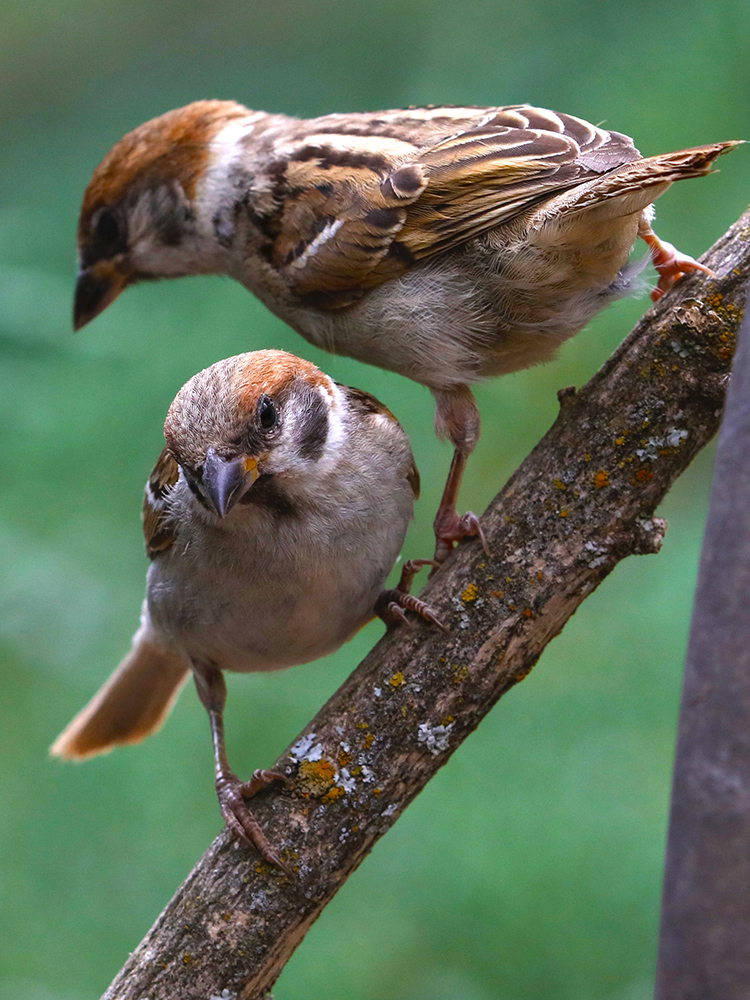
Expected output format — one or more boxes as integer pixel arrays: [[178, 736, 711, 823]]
[[655, 295, 750, 999]]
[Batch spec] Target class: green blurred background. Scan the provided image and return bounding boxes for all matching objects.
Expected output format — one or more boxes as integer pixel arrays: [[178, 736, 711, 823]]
[[1, 1, 747, 997]]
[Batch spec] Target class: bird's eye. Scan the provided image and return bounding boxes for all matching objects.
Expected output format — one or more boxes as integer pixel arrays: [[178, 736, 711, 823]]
[[258, 396, 277, 430], [95, 209, 120, 244]]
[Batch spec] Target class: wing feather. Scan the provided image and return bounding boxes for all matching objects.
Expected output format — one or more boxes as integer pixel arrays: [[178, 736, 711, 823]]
[[142, 448, 179, 559], [260, 105, 643, 304]]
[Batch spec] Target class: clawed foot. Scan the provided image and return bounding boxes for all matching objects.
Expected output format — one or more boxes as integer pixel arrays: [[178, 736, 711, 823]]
[[216, 768, 291, 874], [640, 223, 714, 302], [376, 559, 449, 633], [433, 508, 489, 567]]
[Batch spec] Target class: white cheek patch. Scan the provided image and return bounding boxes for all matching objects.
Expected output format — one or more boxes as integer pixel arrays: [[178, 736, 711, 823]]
[[199, 114, 267, 242], [315, 380, 347, 472]]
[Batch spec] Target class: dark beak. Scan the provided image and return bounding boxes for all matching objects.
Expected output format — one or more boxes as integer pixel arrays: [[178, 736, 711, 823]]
[[202, 448, 259, 518], [73, 260, 129, 331]]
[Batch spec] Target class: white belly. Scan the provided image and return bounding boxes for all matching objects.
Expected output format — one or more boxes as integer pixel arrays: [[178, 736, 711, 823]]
[[145, 492, 407, 674]]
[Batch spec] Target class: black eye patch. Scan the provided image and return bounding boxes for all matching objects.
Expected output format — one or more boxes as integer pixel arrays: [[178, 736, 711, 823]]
[[82, 207, 128, 266], [95, 210, 120, 244]]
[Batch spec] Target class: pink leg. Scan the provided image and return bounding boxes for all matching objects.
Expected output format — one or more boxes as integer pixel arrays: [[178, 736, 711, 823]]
[[639, 217, 714, 302], [433, 450, 489, 565], [193, 665, 291, 876], [432, 387, 489, 567]]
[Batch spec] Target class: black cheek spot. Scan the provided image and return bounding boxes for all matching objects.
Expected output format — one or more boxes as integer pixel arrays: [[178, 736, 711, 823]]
[[298, 392, 329, 461], [150, 187, 186, 246]]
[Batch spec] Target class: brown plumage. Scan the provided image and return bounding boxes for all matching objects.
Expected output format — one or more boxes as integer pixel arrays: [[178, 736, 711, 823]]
[[74, 102, 740, 560]]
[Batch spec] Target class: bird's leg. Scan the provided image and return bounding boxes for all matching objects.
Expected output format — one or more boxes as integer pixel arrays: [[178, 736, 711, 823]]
[[432, 386, 489, 566], [638, 214, 714, 302], [192, 664, 289, 874], [376, 559, 449, 633]]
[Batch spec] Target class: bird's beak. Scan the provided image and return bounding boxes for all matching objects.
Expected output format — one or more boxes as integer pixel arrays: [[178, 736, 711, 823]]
[[202, 448, 259, 518], [73, 260, 129, 331]]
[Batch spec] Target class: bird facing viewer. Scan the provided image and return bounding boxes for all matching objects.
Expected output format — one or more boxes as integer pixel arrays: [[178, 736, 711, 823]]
[[51, 349, 442, 869]]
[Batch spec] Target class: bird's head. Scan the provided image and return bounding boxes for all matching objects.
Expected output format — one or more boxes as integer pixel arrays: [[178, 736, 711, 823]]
[[164, 350, 341, 519], [74, 99, 252, 330]]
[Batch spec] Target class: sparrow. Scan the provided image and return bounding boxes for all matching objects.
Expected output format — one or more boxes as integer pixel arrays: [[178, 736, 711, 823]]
[[51, 349, 443, 870], [73, 100, 740, 562]]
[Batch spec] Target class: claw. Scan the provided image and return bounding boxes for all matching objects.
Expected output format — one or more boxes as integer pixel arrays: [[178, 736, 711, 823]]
[[433, 507, 488, 568], [216, 771, 292, 876], [239, 768, 287, 799], [376, 559, 448, 632], [639, 220, 714, 302]]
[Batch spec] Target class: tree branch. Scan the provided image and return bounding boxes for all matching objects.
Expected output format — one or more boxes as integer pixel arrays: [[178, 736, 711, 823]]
[[102, 210, 750, 1000]]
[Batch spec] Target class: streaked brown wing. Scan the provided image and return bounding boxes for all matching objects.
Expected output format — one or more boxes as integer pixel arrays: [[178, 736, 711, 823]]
[[265, 106, 641, 304], [268, 133, 427, 304], [395, 107, 641, 259], [142, 448, 179, 560]]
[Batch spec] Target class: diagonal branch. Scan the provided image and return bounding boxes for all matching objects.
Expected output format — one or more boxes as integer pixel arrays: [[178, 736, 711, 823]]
[[102, 210, 750, 1000]]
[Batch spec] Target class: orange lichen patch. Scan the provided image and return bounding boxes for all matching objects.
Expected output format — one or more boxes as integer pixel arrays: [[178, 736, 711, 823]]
[[81, 100, 249, 224], [594, 469, 609, 489], [441, 715, 455, 726], [183, 954, 192, 965], [232, 349, 330, 410], [553, 478, 566, 490], [338, 749, 353, 768], [356, 721, 369, 729], [523, 608, 534, 618], [492, 590, 504, 599], [615, 436, 626, 446], [584, 453, 592, 462], [389, 672, 404, 688], [559, 509, 569, 518], [633, 467, 654, 484], [362, 733, 375, 750], [461, 582, 478, 603], [321, 786, 345, 805], [373, 788, 383, 796], [297, 759, 336, 796], [514, 664, 533, 683]]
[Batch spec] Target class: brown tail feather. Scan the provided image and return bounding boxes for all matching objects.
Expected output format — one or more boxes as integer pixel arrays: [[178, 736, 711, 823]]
[[594, 141, 742, 194], [531, 140, 742, 225], [50, 629, 189, 760]]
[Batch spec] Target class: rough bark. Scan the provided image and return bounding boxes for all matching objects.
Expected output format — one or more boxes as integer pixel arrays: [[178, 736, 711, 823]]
[[655, 288, 750, 999], [102, 210, 750, 1000]]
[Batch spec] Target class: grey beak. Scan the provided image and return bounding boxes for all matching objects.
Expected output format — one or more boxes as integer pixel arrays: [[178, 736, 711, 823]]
[[202, 448, 254, 518]]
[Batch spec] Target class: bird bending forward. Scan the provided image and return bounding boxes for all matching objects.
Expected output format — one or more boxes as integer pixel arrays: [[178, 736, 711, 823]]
[[51, 350, 442, 869], [73, 101, 740, 562]]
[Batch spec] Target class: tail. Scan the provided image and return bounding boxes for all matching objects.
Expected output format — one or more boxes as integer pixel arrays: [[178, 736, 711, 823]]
[[50, 627, 190, 760], [532, 141, 742, 224]]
